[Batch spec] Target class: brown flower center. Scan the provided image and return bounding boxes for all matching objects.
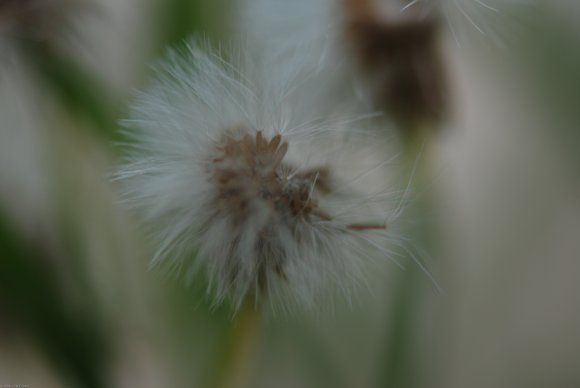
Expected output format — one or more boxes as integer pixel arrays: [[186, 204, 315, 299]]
[[210, 130, 331, 226], [206, 129, 386, 291]]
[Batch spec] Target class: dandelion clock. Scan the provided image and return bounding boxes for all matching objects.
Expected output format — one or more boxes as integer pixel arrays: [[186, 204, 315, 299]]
[[115, 43, 405, 312]]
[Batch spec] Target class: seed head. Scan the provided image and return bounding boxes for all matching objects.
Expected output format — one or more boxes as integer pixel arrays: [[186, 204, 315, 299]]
[[116, 44, 400, 311], [345, 0, 448, 131]]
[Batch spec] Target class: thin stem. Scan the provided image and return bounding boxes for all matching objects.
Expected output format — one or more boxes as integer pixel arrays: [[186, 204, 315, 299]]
[[376, 125, 437, 388], [204, 301, 261, 388]]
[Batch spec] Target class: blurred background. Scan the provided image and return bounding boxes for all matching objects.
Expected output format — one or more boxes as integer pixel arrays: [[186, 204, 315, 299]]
[[1, 1, 579, 387]]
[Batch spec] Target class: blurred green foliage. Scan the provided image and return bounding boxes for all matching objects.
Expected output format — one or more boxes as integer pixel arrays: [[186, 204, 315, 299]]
[[154, 0, 232, 52], [21, 40, 121, 142], [515, 5, 580, 172], [0, 211, 108, 388]]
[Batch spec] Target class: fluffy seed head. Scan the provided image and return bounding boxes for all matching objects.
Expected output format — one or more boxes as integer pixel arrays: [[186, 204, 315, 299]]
[[116, 43, 401, 311]]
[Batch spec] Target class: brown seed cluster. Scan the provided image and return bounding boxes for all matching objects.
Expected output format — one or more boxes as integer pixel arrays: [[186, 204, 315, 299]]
[[344, 0, 448, 132], [206, 129, 387, 293], [210, 130, 331, 227]]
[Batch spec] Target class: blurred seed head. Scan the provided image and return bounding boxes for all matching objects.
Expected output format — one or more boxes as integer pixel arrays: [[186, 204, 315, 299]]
[[242, 0, 532, 138], [241, 0, 450, 137], [345, 0, 449, 133]]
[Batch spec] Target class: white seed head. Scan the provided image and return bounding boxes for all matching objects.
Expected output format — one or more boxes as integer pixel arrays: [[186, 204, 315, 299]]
[[116, 43, 401, 311]]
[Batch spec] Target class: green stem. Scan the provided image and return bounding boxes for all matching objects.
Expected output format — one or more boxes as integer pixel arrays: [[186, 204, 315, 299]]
[[376, 127, 437, 388], [204, 301, 261, 388]]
